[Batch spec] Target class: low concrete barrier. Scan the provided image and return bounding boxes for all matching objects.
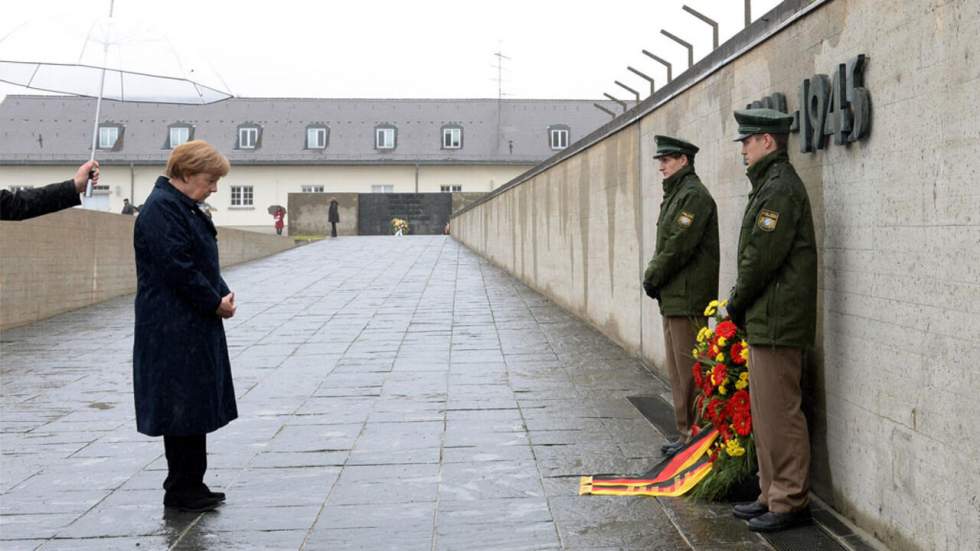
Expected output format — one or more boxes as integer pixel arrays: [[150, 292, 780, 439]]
[[0, 208, 294, 329]]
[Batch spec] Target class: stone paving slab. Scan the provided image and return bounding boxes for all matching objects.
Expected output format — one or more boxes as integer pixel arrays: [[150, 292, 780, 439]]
[[1, 236, 771, 550]]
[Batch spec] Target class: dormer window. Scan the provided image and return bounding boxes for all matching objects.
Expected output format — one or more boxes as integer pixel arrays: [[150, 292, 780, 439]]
[[168, 124, 192, 148], [442, 126, 462, 149], [375, 125, 396, 150], [97, 124, 121, 150], [238, 125, 261, 149], [548, 125, 570, 150], [307, 126, 328, 149]]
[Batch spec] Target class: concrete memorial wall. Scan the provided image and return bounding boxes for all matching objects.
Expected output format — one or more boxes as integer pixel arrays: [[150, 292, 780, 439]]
[[0, 209, 295, 330], [451, 0, 980, 549]]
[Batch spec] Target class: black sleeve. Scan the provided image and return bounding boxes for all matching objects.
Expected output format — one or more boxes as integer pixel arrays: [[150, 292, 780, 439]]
[[0, 181, 81, 221]]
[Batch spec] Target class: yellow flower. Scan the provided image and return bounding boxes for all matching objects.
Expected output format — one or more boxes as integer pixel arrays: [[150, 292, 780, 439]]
[[719, 299, 728, 308], [735, 378, 748, 390], [704, 300, 719, 317], [692, 347, 700, 357], [717, 337, 727, 347], [718, 384, 727, 395], [739, 346, 749, 363], [696, 327, 711, 343], [725, 438, 746, 457], [715, 353, 725, 362]]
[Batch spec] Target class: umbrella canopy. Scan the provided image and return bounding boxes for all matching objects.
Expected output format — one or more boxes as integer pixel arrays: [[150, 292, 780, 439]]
[[268, 205, 286, 215], [0, 14, 232, 104]]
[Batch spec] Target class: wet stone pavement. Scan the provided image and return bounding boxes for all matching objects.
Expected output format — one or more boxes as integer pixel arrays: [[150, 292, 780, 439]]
[[1, 236, 772, 550]]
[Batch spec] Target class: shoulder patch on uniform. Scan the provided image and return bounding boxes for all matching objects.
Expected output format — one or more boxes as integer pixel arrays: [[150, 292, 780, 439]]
[[676, 211, 694, 228], [757, 209, 779, 232]]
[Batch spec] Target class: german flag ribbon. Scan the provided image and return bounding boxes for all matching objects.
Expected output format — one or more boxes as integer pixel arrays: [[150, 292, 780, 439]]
[[579, 428, 718, 497]]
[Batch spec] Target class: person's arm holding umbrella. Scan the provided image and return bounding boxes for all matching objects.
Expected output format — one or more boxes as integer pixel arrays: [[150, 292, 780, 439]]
[[0, 161, 100, 221]]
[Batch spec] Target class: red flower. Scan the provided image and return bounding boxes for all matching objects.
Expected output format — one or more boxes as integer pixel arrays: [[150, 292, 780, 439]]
[[730, 341, 746, 365], [707, 398, 725, 426], [690, 424, 701, 437], [709, 448, 719, 462], [711, 363, 728, 386], [694, 394, 705, 414], [715, 320, 737, 340], [692, 362, 703, 387], [718, 423, 732, 442], [729, 389, 751, 415], [733, 413, 752, 436]]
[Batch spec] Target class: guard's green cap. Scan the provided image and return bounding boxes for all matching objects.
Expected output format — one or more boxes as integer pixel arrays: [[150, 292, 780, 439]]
[[733, 108, 793, 141], [653, 135, 699, 159]]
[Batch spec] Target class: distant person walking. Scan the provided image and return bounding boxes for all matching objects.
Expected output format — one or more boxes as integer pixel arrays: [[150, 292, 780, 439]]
[[328, 197, 340, 238], [132, 140, 238, 513], [0, 160, 99, 220], [121, 198, 138, 215]]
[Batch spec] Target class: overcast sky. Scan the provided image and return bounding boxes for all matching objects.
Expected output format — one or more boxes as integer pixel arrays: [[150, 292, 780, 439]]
[[0, 0, 781, 103]]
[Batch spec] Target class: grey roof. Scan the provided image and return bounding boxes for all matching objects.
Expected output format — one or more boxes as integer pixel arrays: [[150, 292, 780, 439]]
[[0, 96, 623, 165]]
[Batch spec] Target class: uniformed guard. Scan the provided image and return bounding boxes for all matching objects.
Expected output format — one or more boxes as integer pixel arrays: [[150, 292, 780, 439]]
[[643, 135, 719, 457], [726, 108, 817, 532]]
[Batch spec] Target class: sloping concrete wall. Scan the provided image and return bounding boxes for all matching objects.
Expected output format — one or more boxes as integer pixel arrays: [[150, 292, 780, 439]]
[[452, 1, 980, 550], [0, 209, 295, 330]]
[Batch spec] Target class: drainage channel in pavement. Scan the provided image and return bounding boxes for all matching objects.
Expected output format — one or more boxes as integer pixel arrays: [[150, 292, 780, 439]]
[[627, 394, 863, 551]]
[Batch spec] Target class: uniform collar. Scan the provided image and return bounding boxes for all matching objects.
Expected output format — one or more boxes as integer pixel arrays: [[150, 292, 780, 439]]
[[746, 150, 788, 190], [662, 164, 693, 195]]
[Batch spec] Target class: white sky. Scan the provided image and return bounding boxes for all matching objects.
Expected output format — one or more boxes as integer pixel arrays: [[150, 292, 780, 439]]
[[0, 0, 782, 102]]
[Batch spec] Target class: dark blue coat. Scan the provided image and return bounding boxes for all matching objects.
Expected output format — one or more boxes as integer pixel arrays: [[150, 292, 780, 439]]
[[133, 176, 238, 436]]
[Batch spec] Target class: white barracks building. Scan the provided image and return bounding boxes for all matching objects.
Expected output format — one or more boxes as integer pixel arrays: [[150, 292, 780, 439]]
[[0, 96, 617, 231]]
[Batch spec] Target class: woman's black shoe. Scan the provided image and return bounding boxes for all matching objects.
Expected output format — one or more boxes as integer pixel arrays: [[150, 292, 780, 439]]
[[163, 492, 222, 513], [732, 500, 768, 520], [201, 483, 226, 501]]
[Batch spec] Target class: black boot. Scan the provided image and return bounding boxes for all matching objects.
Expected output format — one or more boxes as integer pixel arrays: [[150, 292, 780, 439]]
[[747, 508, 812, 532], [732, 500, 768, 520]]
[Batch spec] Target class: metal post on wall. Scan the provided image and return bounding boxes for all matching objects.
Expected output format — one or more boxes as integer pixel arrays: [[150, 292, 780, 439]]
[[614, 80, 640, 103], [682, 5, 719, 49], [745, 0, 752, 27], [593, 103, 616, 118], [603, 93, 628, 113], [626, 66, 655, 96], [660, 29, 694, 70], [642, 50, 673, 82]]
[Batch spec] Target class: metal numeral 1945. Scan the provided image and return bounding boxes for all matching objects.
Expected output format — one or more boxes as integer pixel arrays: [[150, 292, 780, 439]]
[[796, 54, 871, 152]]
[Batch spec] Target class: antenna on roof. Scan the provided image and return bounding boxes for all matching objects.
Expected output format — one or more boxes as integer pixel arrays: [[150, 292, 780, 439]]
[[492, 44, 511, 154], [492, 46, 511, 102]]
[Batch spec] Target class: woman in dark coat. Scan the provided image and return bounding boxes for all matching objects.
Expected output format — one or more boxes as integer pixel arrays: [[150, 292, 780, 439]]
[[133, 140, 237, 512], [328, 197, 340, 238]]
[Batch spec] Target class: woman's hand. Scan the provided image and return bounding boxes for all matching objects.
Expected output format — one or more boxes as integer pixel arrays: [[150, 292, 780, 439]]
[[216, 292, 236, 318]]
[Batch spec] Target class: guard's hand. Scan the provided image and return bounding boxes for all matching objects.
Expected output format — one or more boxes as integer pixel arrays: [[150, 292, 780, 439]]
[[216, 292, 236, 319], [643, 281, 660, 300], [73, 160, 100, 193]]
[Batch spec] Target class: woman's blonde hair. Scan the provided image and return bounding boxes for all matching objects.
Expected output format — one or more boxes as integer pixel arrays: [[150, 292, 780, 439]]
[[166, 140, 230, 181]]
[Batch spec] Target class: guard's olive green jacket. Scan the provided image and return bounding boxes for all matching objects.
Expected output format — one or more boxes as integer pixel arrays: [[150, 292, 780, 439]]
[[643, 165, 719, 317], [730, 150, 817, 348]]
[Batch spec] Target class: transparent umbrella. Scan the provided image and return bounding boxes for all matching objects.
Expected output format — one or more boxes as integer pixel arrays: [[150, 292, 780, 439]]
[[0, 1, 233, 196]]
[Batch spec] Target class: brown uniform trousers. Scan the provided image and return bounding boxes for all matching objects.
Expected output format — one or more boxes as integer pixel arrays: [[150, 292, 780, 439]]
[[662, 316, 704, 439], [748, 346, 811, 513]]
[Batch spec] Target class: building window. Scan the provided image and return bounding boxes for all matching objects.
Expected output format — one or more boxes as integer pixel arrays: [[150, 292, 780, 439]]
[[440, 185, 462, 192], [239, 127, 259, 149], [307, 127, 327, 149], [549, 127, 569, 150], [98, 126, 120, 149], [375, 127, 396, 150], [371, 185, 394, 193], [442, 127, 462, 149], [230, 185, 253, 206], [169, 126, 191, 148], [301, 185, 325, 193]]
